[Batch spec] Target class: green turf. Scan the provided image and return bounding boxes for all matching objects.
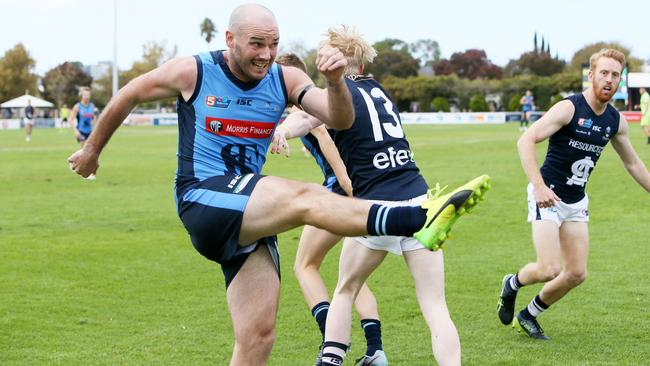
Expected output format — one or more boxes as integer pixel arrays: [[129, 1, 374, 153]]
[[1, 125, 649, 365]]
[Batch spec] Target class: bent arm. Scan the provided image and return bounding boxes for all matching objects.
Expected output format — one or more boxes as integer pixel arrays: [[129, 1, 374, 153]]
[[277, 107, 324, 139], [68, 104, 79, 133], [517, 100, 574, 187], [611, 115, 650, 193], [281, 46, 354, 130], [310, 125, 352, 196]]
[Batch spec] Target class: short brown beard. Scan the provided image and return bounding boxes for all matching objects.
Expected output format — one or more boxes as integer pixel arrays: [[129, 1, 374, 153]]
[[592, 83, 616, 103]]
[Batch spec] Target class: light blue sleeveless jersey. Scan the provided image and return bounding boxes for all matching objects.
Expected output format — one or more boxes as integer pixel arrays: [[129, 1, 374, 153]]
[[176, 50, 287, 192]]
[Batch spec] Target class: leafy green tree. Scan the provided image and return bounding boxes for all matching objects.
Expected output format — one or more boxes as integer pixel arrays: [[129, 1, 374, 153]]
[[508, 94, 522, 112], [409, 39, 441, 67], [469, 93, 488, 112], [0, 43, 39, 102], [568, 42, 644, 72], [504, 51, 565, 77], [373, 38, 410, 54], [302, 49, 326, 88], [365, 49, 419, 82], [94, 41, 178, 108], [550, 94, 564, 107], [42, 62, 92, 107], [200, 18, 217, 45], [431, 97, 449, 112]]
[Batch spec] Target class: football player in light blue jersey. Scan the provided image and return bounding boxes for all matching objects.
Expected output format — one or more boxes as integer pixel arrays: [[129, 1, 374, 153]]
[[68, 4, 475, 364], [273, 26, 490, 366], [497, 49, 650, 340], [519, 90, 535, 131], [69, 87, 96, 146]]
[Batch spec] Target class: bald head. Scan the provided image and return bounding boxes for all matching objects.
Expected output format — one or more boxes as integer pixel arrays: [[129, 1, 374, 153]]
[[228, 3, 277, 33]]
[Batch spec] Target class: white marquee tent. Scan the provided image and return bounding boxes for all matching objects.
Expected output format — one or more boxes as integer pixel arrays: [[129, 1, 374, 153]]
[[0, 94, 54, 108]]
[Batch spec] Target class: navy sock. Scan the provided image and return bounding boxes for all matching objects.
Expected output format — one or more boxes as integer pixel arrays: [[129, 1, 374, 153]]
[[361, 319, 383, 356], [311, 301, 329, 339], [366, 204, 426, 236]]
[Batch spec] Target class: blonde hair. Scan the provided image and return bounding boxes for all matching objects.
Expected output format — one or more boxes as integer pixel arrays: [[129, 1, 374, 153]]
[[276, 53, 307, 73], [322, 25, 377, 75], [78, 86, 91, 96], [589, 48, 626, 71]]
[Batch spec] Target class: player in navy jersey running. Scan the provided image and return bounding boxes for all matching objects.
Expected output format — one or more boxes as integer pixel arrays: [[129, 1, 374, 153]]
[[497, 49, 650, 340], [275, 53, 386, 366], [273, 26, 489, 366], [67, 4, 485, 364]]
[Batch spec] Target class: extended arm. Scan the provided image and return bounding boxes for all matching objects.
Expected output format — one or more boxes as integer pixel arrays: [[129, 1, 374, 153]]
[[67, 57, 197, 177], [611, 114, 650, 193], [517, 99, 574, 207]]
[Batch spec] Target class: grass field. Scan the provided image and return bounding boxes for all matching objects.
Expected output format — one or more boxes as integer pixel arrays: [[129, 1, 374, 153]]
[[1, 124, 649, 365]]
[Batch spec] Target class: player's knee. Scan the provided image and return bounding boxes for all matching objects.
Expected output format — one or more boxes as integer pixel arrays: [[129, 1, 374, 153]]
[[334, 278, 362, 298], [538, 265, 561, 282], [293, 183, 329, 220], [293, 260, 320, 278], [236, 321, 276, 352], [565, 270, 587, 287]]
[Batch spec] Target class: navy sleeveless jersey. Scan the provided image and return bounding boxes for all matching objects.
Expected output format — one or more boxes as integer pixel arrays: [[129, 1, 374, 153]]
[[300, 130, 343, 193], [76, 102, 95, 134], [333, 75, 428, 200], [540, 93, 620, 203], [175, 50, 287, 195]]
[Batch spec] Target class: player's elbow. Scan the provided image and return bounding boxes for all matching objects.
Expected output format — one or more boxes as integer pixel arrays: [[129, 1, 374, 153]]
[[328, 110, 355, 131]]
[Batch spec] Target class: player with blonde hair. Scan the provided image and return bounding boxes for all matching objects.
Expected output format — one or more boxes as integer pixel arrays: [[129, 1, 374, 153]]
[[274, 25, 489, 366], [276, 52, 387, 366]]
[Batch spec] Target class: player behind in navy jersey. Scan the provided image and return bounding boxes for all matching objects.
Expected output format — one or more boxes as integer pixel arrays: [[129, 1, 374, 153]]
[[68, 87, 96, 147], [67, 5, 484, 364], [275, 53, 386, 366], [497, 49, 650, 340], [272, 26, 490, 366]]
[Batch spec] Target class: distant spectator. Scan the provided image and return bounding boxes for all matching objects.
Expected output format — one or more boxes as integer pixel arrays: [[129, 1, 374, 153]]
[[24, 100, 35, 142], [638, 87, 650, 144], [60, 104, 70, 128]]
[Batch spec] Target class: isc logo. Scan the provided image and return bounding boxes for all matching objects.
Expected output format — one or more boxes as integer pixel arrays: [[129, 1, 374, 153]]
[[373, 147, 414, 169], [236, 99, 252, 106]]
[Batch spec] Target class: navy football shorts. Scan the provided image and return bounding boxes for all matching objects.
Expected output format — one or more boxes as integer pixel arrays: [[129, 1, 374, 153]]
[[176, 173, 280, 287], [77, 130, 91, 142]]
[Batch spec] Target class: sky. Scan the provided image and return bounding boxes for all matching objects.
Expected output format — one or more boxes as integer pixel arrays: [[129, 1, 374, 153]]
[[1, 0, 649, 75]]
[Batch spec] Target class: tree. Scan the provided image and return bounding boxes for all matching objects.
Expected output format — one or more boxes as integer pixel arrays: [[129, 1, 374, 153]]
[[200, 18, 217, 45], [432, 49, 502, 80], [0, 43, 39, 102], [409, 39, 441, 67], [504, 51, 565, 77], [42, 62, 92, 107], [431, 97, 449, 112], [365, 49, 419, 82], [568, 42, 644, 72], [469, 93, 488, 112], [94, 41, 178, 108], [373, 38, 410, 54]]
